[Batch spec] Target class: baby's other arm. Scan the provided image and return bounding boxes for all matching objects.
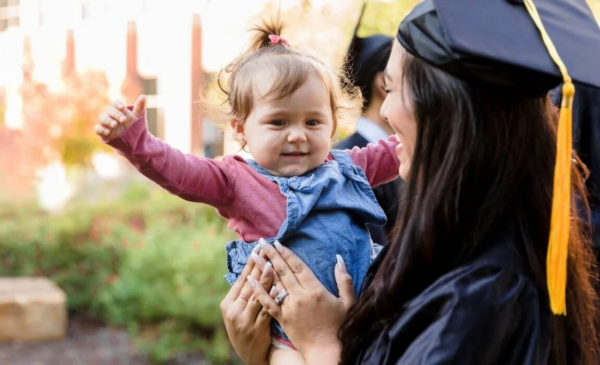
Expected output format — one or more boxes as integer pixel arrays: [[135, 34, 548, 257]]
[[344, 136, 400, 187], [95, 96, 236, 207]]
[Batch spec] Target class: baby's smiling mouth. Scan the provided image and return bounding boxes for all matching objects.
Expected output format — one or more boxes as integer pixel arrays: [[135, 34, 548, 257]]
[[281, 151, 309, 156]]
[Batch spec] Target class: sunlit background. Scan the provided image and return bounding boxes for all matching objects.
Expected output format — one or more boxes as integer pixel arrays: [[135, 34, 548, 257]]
[[0, 0, 598, 363], [0, 0, 418, 209]]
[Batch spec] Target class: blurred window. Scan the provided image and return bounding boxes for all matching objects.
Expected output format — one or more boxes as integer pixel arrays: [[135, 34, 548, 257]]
[[81, 0, 109, 21], [142, 77, 164, 139], [0, 0, 20, 33]]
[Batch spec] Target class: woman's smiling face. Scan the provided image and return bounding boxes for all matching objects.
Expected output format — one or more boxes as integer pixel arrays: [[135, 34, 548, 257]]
[[380, 40, 417, 181]]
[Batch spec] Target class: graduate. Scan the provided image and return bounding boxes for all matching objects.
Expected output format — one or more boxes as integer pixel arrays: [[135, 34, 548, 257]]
[[221, 0, 600, 364]]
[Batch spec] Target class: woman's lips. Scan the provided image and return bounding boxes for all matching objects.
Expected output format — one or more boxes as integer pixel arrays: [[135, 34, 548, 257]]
[[395, 142, 403, 157]]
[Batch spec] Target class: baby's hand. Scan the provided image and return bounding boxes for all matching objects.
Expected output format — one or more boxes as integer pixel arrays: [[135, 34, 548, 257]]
[[95, 95, 146, 140]]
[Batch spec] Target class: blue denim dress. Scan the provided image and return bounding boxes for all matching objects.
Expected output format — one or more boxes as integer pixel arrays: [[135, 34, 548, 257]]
[[224, 149, 387, 342]]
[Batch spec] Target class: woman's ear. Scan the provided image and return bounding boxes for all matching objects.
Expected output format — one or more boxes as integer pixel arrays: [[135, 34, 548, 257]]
[[229, 119, 245, 143], [374, 72, 387, 100]]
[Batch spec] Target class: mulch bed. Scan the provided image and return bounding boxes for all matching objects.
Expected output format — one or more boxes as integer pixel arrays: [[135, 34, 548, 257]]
[[0, 315, 209, 365]]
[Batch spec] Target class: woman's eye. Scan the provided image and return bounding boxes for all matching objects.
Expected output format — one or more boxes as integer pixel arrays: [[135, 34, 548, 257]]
[[380, 84, 391, 94], [306, 120, 319, 126]]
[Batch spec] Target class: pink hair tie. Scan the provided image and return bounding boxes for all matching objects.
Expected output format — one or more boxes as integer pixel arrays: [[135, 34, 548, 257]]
[[268, 34, 290, 46]]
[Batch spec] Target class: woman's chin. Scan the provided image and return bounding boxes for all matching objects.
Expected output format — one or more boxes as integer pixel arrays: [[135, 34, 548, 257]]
[[399, 164, 410, 181]]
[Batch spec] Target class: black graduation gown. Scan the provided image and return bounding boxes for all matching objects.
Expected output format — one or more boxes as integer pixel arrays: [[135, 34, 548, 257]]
[[335, 133, 401, 246], [353, 235, 552, 364]]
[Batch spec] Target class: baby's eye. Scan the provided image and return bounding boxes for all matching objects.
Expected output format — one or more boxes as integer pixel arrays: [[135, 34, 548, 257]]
[[271, 120, 285, 126], [306, 120, 320, 127]]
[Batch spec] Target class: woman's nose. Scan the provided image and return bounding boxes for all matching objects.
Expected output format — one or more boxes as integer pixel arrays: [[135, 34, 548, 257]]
[[380, 100, 389, 122]]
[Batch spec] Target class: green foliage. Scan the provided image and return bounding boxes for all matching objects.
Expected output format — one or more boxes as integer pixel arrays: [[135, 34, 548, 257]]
[[132, 322, 232, 363], [0, 182, 238, 363], [589, 0, 600, 20], [357, 0, 422, 38], [98, 223, 229, 326], [0, 201, 126, 310]]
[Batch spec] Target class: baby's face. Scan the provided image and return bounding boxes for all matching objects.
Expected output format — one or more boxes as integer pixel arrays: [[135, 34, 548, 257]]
[[239, 73, 333, 177]]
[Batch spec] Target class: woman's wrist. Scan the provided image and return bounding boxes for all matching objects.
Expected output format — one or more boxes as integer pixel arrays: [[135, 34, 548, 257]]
[[302, 340, 342, 365]]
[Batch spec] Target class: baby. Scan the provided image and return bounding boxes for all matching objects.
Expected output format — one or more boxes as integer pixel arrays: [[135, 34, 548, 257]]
[[95, 20, 399, 364]]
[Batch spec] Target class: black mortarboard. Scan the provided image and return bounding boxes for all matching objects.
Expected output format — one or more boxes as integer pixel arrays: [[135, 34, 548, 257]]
[[397, 0, 600, 96], [397, 0, 600, 316], [346, 4, 393, 108]]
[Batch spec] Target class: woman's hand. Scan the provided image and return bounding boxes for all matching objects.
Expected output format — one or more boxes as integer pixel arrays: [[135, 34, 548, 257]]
[[221, 246, 275, 365], [248, 240, 356, 364]]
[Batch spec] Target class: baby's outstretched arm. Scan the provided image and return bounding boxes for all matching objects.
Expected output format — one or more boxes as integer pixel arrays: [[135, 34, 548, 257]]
[[95, 95, 237, 208]]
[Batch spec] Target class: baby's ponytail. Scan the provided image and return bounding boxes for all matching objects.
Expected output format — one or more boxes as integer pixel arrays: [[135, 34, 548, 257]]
[[247, 17, 288, 52]]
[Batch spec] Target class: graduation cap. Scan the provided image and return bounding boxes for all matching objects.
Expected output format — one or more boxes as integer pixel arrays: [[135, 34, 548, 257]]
[[346, 3, 393, 109], [397, 0, 600, 315]]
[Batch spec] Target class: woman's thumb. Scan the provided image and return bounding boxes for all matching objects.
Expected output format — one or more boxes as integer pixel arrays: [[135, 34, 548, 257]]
[[335, 254, 356, 308], [132, 95, 146, 118]]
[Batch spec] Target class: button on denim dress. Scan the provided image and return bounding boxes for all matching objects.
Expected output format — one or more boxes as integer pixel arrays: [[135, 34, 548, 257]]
[[224, 149, 387, 342]]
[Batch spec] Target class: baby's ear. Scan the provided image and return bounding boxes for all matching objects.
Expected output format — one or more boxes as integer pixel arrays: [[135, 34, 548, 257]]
[[229, 119, 245, 142]]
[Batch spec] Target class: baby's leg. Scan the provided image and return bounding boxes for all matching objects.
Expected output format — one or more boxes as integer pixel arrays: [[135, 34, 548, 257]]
[[268, 344, 305, 365]]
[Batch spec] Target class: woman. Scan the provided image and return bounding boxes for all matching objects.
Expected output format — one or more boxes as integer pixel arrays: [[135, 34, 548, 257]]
[[221, 0, 600, 363]]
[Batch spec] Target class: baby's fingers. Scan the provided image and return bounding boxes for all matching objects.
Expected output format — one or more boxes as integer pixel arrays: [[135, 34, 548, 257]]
[[107, 106, 128, 124], [114, 98, 143, 121], [94, 124, 110, 137], [98, 114, 117, 129]]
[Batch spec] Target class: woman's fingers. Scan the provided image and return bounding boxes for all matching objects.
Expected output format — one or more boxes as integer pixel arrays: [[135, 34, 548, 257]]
[[256, 307, 271, 327], [249, 275, 282, 322], [238, 264, 263, 302], [244, 262, 274, 320], [257, 240, 303, 292], [261, 240, 322, 290], [335, 255, 356, 310], [223, 242, 265, 306], [221, 254, 257, 307], [250, 250, 268, 269]]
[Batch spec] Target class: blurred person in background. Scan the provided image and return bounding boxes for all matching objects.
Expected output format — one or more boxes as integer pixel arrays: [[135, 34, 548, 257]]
[[335, 4, 400, 246]]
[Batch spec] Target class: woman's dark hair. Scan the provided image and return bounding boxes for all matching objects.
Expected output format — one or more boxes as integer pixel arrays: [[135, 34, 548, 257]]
[[339, 50, 599, 364]]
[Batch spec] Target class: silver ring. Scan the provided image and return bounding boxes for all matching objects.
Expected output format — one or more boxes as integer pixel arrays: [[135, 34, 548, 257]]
[[274, 288, 289, 305]]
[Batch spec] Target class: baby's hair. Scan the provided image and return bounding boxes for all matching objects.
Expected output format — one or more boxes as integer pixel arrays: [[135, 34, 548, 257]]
[[216, 17, 360, 147]]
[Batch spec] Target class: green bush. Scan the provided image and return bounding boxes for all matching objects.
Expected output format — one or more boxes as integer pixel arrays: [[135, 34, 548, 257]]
[[0, 181, 238, 363]]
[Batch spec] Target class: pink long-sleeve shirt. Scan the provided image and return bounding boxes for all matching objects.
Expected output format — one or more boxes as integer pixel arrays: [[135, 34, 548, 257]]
[[107, 114, 400, 242]]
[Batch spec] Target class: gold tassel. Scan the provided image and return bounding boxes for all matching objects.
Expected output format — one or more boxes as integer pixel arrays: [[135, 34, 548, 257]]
[[523, 0, 574, 315], [547, 81, 574, 315]]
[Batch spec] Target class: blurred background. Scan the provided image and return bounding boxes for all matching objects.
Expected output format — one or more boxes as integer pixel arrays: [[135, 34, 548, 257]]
[[0, 0, 598, 363]]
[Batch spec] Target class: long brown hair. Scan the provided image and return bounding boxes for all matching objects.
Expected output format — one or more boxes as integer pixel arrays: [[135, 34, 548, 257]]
[[339, 50, 599, 364]]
